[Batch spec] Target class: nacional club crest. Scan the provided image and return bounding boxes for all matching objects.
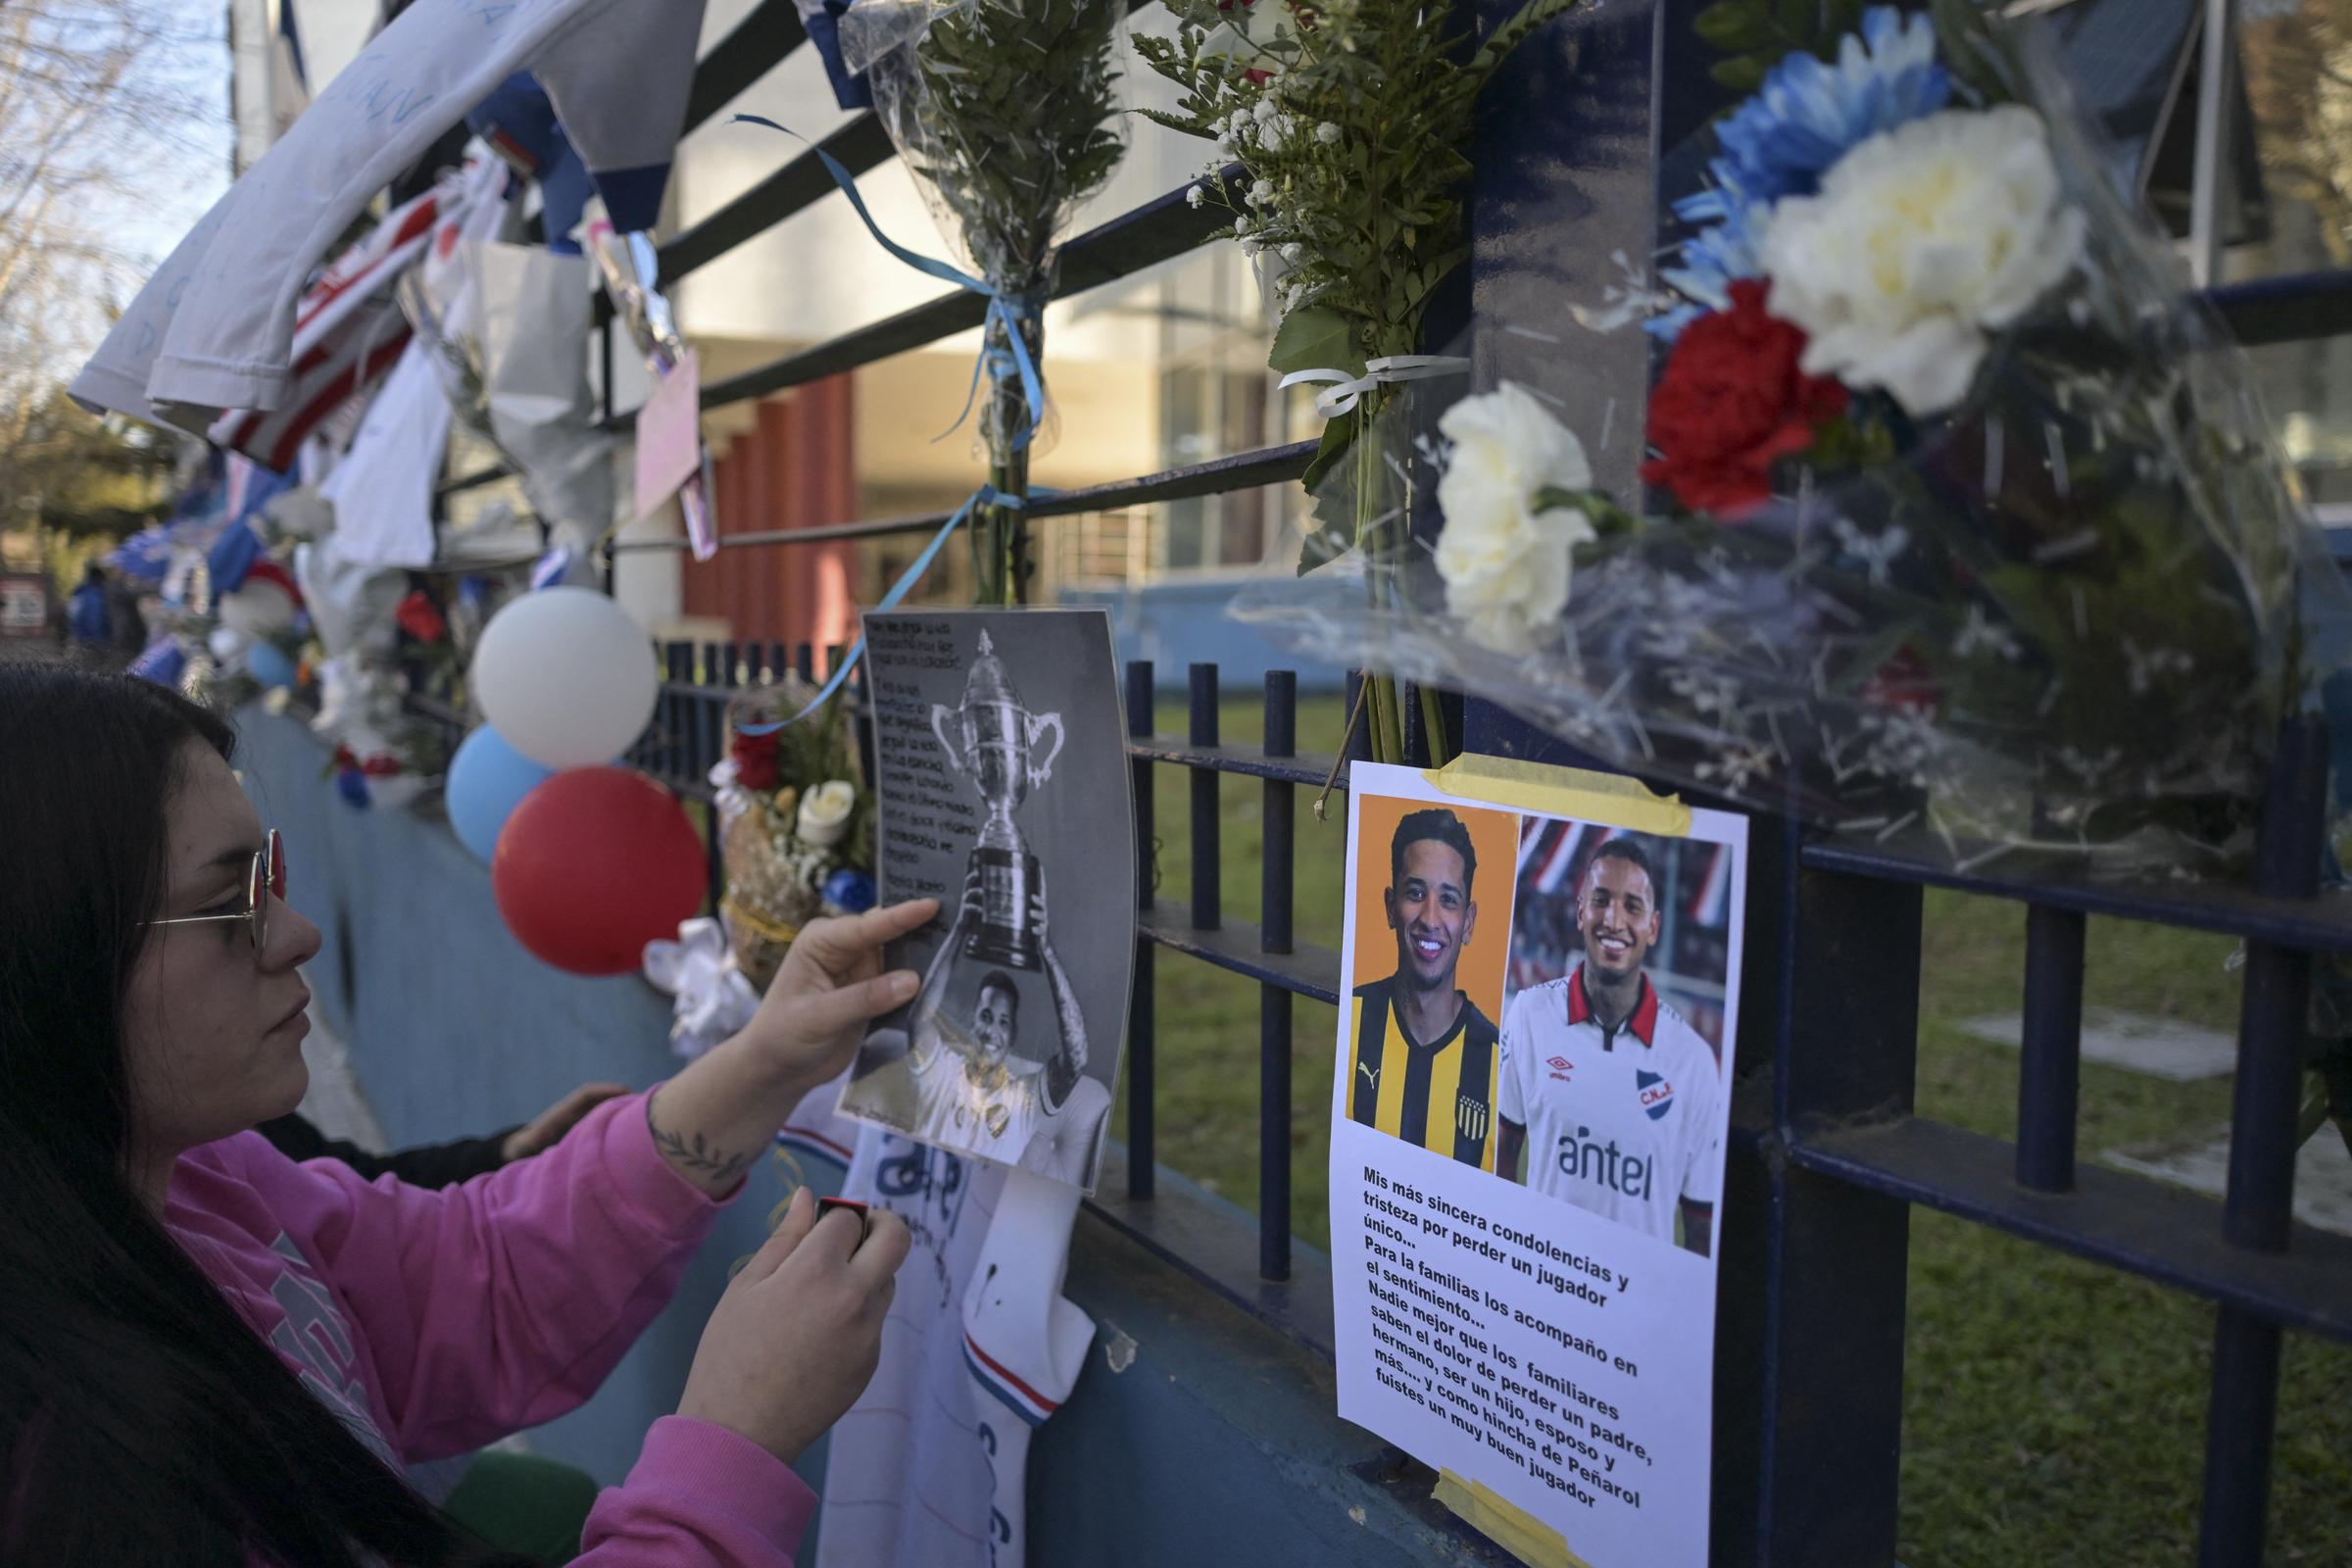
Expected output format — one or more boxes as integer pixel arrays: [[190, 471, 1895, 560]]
[[1636, 1067, 1675, 1121], [1455, 1094, 1490, 1143]]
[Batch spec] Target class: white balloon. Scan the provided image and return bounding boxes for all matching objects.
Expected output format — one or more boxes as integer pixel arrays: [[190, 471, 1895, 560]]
[[470, 586, 657, 768], [217, 580, 297, 636]]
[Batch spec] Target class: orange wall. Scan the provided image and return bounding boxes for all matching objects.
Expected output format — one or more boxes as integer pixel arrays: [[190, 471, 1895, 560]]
[[683, 374, 858, 654]]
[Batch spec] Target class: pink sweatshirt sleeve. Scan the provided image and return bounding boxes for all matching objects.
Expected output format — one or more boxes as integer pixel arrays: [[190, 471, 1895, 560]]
[[578, 1417, 815, 1568], [264, 1087, 723, 1462]]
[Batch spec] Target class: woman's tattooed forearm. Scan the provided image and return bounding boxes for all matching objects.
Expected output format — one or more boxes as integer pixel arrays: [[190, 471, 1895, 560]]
[[645, 1089, 754, 1184]]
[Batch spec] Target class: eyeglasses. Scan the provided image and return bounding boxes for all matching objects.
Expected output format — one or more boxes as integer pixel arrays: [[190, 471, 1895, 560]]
[[142, 829, 285, 953]]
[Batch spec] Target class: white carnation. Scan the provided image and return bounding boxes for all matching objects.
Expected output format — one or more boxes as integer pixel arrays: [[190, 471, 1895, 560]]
[[1316, 121, 1343, 145], [1233, 215, 1252, 237], [1433, 382, 1597, 653], [1249, 178, 1275, 206], [1253, 98, 1277, 123], [1758, 105, 2086, 416]]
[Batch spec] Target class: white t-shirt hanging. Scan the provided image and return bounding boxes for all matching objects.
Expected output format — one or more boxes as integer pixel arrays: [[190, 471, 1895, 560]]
[[806, 1104, 1094, 1568], [318, 341, 448, 569], [71, 0, 703, 430]]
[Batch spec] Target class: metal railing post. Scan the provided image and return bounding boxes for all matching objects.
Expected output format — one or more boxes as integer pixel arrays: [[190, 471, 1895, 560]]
[[1755, 815, 1921, 1566], [1190, 663, 1221, 932], [1259, 670, 1296, 1281], [2016, 905, 2087, 1192], [1127, 660, 1156, 1201], [2197, 718, 2327, 1566]]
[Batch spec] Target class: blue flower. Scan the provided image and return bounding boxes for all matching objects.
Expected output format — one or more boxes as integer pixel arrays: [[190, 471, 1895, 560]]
[[1652, 7, 1949, 341], [1705, 7, 1950, 210], [823, 867, 878, 914], [1651, 196, 1772, 339]]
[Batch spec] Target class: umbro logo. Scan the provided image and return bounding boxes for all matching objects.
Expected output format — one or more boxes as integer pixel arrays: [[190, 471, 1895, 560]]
[[1545, 1054, 1574, 1083]]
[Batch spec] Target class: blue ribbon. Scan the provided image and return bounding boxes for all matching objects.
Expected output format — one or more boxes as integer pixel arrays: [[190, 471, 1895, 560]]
[[731, 115, 1047, 452], [734, 485, 1025, 736]]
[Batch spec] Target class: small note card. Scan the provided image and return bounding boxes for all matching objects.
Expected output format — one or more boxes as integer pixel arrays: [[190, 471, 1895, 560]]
[[634, 351, 703, 520]]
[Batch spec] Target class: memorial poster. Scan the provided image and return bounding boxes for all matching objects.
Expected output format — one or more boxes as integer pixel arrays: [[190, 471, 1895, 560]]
[[839, 610, 1134, 1193], [1330, 760, 1747, 1568]]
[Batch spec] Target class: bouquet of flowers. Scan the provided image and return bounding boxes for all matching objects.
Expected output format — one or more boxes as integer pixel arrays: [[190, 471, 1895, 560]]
[[838, 0, 1127, 605], [1136, 0, 1578, 762], [1237, 2, 2347, 875], [712, 677, 879, 988]]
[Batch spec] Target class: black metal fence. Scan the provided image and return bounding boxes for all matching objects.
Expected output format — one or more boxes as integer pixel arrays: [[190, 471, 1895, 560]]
[[396, 1, 2352, 1560]]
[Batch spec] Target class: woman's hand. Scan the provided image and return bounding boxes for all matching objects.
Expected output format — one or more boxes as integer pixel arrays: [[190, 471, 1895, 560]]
[[647, 900, 938, 1196], [729, 899, 938, 1093], [500, 1081, 631, 1162], [677, 1188, 911, 1464]]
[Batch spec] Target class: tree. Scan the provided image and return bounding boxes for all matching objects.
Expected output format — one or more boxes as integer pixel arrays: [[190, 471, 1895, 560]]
[[2241, 0, 2352, 267], [0, 0, 223, 533]]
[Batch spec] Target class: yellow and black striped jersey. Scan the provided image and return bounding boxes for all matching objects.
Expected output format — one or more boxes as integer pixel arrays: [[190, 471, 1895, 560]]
[[1348, 975, 1500, 1171]]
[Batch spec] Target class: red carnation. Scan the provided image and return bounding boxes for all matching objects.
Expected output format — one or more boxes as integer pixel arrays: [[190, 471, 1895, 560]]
[[395, 590, 446, 644], [1860, 645, 1940, 718], [1642, 279, 1847, 518], [731, 728, 782, 793]]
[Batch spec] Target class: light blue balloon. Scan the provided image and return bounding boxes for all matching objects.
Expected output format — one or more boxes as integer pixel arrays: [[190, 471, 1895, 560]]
[[446, 726, 555, 862], [244, 641, 297, 692]]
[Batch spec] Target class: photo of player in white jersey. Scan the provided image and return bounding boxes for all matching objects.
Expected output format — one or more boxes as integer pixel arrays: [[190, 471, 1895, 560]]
[[1497, 833, 1731, 1256]]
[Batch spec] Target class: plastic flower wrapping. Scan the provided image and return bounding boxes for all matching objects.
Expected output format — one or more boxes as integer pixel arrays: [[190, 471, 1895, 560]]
[[1236, 2, 2352, 877], [711, 676, 878, 989], [837, 0, 1126, 601]]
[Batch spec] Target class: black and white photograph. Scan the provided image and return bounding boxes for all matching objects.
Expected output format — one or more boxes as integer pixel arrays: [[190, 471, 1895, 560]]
[[839, 609, 1135, 1192]]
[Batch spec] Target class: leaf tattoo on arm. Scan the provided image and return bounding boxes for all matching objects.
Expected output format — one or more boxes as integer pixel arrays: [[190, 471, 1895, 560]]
[[645, 1089, 754, 1185]]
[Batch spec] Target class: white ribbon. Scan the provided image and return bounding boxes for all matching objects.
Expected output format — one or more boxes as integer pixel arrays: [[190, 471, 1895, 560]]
[[1277, 354, 1473, 417], [642, 918, 762, 1061]]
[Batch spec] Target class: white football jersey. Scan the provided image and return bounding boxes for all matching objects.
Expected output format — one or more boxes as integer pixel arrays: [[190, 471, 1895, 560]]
[[1498, 967, 1725, 1243]]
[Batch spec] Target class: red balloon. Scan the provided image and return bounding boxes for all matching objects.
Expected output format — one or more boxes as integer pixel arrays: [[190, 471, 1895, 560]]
[[492, 767, 704, 976]]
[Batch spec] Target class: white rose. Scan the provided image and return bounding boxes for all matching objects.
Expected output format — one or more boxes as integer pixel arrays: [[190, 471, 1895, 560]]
[[1433, 382, 1598, 652], [797, 780, 858, 848], [1758, 105, 2086, 416]]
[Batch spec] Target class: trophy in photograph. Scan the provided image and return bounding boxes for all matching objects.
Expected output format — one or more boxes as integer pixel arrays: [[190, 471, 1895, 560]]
[[932, 629, 1064, 971]]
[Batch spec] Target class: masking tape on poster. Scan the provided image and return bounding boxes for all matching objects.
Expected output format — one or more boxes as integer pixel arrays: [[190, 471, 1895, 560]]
[[1421, 756, 1690, 839], [1433, 1470, 1591, 1568]]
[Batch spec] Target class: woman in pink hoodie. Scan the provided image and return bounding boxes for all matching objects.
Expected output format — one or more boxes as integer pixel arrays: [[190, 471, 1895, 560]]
[[0, 662, 933, 1568]]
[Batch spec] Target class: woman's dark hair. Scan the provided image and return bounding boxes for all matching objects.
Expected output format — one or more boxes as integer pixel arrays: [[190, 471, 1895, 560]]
[[0, 661, 530, 1567]]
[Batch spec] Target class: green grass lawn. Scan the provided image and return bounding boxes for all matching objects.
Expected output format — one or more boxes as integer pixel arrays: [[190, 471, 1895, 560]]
[[1114, 693, 2352, 1567]]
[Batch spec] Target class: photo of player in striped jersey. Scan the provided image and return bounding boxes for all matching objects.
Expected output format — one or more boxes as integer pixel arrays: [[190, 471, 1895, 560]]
[[1348, 808, 1509, 1171]]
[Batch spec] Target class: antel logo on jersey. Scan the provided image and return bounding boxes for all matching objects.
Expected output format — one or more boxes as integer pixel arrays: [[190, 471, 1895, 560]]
[[1636, 1067, 1675, 1121], [1545, 1054, 1574, 1082]]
